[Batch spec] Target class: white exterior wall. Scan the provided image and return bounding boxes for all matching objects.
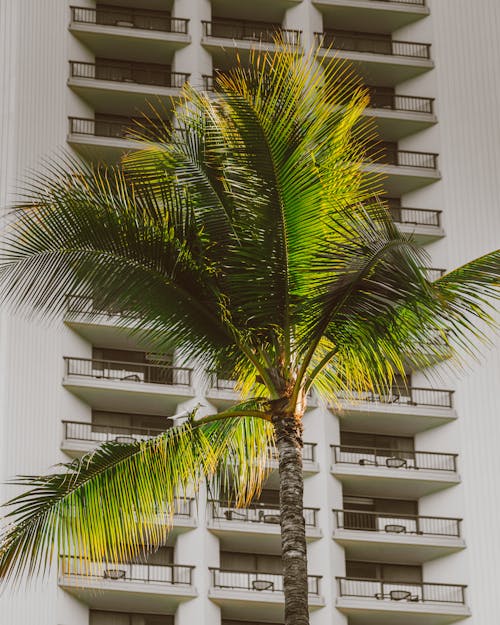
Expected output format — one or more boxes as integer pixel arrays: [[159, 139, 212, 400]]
[[0, 0, 498, 624]]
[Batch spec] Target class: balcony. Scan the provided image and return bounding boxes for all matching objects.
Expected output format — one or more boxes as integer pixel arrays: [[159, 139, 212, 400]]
[[61, 419, 167, 456], [202, 18, 301, 46], [209, 569, 324, 621], [365, 89, 436, 141], [331, 445, 459, 497], [312, 1, 429, 33], [59, 557, 196, 614], [68, 60, 188, 116], [364, 144, 440, 195], [67, 115, 153, 162], [205, 372, 318, 413], [316, 31, 433, 87], [62, 357, 195, 415], [64, 293, 162, 349], [389, 206, 444, 243], [336, 577, 469, 625], [333, 510, 465, 563], [207, 501, 321, 549], [334, 387, 456, 436], [69, 7, 190, 64]]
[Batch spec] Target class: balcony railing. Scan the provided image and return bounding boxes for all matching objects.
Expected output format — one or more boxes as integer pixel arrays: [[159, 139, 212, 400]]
[[269, 442, 317, 463], [211, 568, 321, 595], [317, 31, 431, 59], [69, 60, 189, 88], [65, 293, 144, 317], [61, 556, 194, 585], [367, 147, 439, 170], [202, 19, 301, 45], [62, 419, 167, 442], [337, 577, 466, 604], [333, 509, 461, 537], [70, 6, 189, 34], [64, 356, 192, 387], [338, 386, 453, 408], [209, 501, 319, 528], [332, 445, 458, 472], [389, 207, 441, 227], [69, 116, 164, 140], [368, 91, 434, 114]]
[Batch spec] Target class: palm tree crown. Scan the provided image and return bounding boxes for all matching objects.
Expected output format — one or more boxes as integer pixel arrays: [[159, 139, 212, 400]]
[[0, 43, 498, 625]]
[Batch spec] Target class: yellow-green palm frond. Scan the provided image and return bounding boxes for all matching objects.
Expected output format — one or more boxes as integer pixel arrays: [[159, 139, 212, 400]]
[[0, 415, 273, 588]]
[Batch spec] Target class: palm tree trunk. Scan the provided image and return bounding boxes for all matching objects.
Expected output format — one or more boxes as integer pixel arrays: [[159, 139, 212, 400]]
[[273, 411, 309, 625]]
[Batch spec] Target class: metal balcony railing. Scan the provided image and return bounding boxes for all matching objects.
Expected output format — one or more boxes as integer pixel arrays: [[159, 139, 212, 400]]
[[333, 509, 461, 537], [269, 442, 317, 463], [70, 6, 189, 34], [64, 356, 192, 387], [338, 386, 453, 408], [62, 419, 167, 442], [367, 146, 439, 170], [331, 445, 458, 472], [65, 293, 144, 317], [316, 31, 431, 59], [61, 556, 194, 585], [208, 371, 237, 391], [337, 577, 466, 604], [389, 207, 441, 227], [68, 117, 166, 142], [69, 60, 189, 88], [368, 90, 434, 114], [209, 501, 319, 528], [210, 568, 321, 595], [202, 19, 301, 45]]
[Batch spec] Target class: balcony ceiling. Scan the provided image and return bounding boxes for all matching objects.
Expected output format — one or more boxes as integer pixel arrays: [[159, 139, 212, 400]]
[[68, 80, 179, 116], [63, 378, 193, 415], [337, 599, 470, 625], [334, 531, 465, 564], [70, 26, 186, 64], [60, 578, 194, 614], [210, 0, 290, 23], [317, 1, 429, 34], [334, 405, 456, 436], [332, 469, 459, 498]]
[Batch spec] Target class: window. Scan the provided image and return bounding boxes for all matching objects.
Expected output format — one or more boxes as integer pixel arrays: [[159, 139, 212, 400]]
[[346, 560, 422, 582]]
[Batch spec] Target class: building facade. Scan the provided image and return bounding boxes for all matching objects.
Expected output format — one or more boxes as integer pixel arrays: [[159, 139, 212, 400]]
[[0, 1, 499, 624]]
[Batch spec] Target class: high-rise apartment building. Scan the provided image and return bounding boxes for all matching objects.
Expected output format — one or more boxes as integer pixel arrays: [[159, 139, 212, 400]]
[[1, 1, 499, 624]]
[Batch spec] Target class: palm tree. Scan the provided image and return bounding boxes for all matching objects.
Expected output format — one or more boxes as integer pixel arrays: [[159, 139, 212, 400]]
[[0, 44, 498, 625]]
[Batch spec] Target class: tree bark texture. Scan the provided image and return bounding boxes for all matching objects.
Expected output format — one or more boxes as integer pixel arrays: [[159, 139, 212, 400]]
[[272, 411, 309, 625]]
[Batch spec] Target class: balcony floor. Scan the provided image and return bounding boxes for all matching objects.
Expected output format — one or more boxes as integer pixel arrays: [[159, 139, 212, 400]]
[[209, 587, 324, 623], [363, 162, 440, 195], [68, 77, 181, 116], [59, 573, 197, 614], [208, 518, 322, 553], [364, 107, 437, 142], [69, 23, 190, 64], [313, 0, 429, 33], [333, 529, 465, 564], [333, 400, 456, 436], [318, 48, 434, 87], [331, 463, 460, 498], [63, 374, 194, 415], [336, 596, 470, 625]]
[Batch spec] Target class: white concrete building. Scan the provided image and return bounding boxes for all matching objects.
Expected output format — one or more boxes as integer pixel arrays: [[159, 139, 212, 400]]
[[0, 1, 499, 624]]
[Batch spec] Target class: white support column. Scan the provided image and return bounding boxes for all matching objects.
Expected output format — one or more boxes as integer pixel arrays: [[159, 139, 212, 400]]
[[172, 0, 212, 90]]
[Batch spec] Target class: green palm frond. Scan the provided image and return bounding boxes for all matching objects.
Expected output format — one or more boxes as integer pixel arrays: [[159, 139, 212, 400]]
[[0, 415, 274, 587]]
